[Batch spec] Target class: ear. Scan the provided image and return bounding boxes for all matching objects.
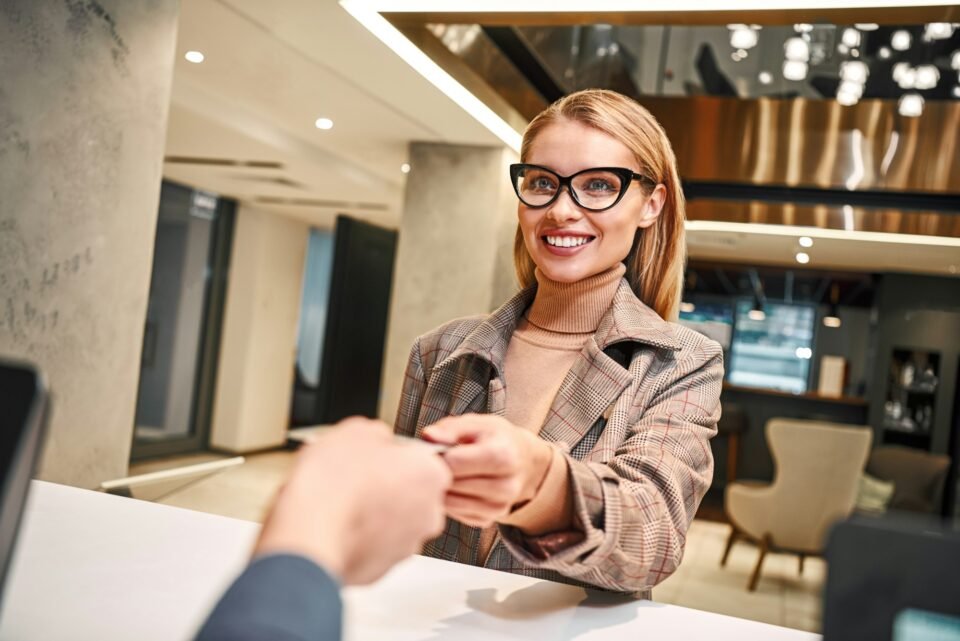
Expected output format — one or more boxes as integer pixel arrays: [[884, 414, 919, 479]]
[[636, 184, 667, 230]]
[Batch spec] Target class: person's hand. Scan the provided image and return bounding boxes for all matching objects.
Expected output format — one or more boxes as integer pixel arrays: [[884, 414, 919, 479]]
[[254, 417, 451, 585], [421, 414, 553, 528]]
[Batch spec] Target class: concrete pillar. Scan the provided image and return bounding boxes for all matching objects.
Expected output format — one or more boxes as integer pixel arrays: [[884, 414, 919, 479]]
[[209, 206, 308, 453], [379, 142, 519, 424], [0, 0, 180, 487]]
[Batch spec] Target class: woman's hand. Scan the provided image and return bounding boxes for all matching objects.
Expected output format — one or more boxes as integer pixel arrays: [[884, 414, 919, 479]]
[[422, 414, 553, 528]]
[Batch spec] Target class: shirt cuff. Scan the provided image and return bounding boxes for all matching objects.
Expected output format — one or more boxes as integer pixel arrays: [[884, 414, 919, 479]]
[[499, 446, 574, 535]]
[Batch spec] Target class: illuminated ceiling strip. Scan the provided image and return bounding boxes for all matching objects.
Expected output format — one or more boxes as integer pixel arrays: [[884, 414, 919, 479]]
[[340, 0, 523, 152], [685, 221, 960, 248], [352, 0, 957, 11]]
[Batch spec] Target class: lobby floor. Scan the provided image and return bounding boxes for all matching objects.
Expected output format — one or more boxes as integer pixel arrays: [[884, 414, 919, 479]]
[[130, 449, 823, 634]]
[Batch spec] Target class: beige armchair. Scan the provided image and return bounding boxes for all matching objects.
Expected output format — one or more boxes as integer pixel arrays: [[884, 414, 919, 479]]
[[721, 418, 872, 590]]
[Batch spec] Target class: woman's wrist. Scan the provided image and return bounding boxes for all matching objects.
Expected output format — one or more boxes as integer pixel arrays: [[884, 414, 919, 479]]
[[519, 438, 554, 504]]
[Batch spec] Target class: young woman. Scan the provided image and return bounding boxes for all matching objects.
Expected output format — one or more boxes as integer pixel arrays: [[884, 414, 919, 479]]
[[395, 89, 723, 598]]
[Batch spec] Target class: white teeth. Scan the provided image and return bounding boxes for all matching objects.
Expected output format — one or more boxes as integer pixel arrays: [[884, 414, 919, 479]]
[[546, 235, 590, 247]]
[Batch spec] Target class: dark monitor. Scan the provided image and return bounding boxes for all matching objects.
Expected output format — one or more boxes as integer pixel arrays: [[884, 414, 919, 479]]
[[823, 515, 960, 641], [0, 359, 48, 607]]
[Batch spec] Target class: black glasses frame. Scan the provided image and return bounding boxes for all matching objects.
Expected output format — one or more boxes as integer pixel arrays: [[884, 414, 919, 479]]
[[509, 163, 656, 212]]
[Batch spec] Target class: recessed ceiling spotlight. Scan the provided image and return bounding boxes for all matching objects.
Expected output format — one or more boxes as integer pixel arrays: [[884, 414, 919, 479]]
[[878, 46, 892, 59], [841, 28, 861, 49], [837, 44, 850, 55], [758, 71, 773, 85], [730, 26, 759, 50], [952, 50, 960, 71], [893, 63, 917, 89], [924, 23, 955, 41], [796, 251, 811, 264], [837, 86, 861, 106], [898, 93, 924, 118], [795, 347, 813, 360], [679, 302, 696, 314], [855, 24, 879, 31], [851, 49, 861, 58], [914, 65, 940, 91], [783, 60, 808, 81], [400, 163, 411, 174], [784, 37, 810, 62], [891, 30, 912, 51], [315, 117, 334, 130], [799, 236, 814, 248], [185, 51, 205, 64], [794, 23, 814, 33], [953, 85, 960, 98]]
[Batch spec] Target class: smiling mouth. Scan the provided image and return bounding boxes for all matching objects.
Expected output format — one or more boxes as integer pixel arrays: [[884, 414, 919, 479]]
[[541, 235, 596, 248]]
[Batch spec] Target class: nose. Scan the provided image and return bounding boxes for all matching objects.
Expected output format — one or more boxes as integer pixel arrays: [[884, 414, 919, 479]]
[[544, 187, 584, 225]]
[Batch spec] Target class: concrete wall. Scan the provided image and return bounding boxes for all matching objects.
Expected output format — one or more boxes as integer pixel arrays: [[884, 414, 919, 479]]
[[379, 142, 519, 425], [210, 206, 308, 452], [0, 0, 180, 487]]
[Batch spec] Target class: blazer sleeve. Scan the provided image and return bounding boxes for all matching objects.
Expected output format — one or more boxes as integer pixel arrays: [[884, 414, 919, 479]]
[[499, 339, 724, 594], [395, 337, 427, 438], [194, 554, 342, 641]]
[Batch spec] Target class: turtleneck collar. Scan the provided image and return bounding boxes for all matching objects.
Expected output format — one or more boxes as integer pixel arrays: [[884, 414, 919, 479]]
[[526, 263, 627, 334]]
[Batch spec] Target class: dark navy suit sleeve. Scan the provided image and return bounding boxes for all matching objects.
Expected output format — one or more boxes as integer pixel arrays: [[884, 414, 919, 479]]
[[195, 554, 342, 641]]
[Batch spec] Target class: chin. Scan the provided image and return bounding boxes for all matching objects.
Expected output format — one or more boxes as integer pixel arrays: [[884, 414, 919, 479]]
[[535, 260, 594, 284]]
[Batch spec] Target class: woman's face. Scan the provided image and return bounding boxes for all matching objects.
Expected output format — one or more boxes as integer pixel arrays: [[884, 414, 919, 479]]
[[518, 119, 665, 283]]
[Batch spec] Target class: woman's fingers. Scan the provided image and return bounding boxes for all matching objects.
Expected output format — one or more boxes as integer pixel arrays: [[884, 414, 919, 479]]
[[447, 476, 522, 502], [442, 439, 520, 478]]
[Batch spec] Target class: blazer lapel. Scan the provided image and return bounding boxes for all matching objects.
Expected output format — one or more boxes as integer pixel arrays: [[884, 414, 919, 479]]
[[537, 337, 633, 450], [537, 280, 682, 451]]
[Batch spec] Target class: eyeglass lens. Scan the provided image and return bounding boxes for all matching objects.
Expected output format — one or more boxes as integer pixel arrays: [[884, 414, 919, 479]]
[[515, 167, 624, 210]]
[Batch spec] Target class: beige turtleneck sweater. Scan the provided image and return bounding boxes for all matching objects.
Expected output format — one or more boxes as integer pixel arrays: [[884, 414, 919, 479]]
[[477, 263, 626, 564]]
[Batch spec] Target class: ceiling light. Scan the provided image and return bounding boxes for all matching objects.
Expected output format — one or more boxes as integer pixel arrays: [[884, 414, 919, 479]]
[[730, 26, 759, 50], [758, 71, 773, 85], [952, 50, 960, 71], [344, 2, 960, 11], [841, 28, 861, 48], [340, 0, 522, 152], [679, 302, 696, 314], [878, 46, 892, 59], [891, 30, 912, 51], [894, 64, 917, 89], [837, 87, 860, 106], [855, 23, 879, 31], [794, 24, 814, 33], [748, 309, 766, 321], [924, 23, 955, 40], [685, 221, 960, 251], [784, 37, 810, 62], [783, 60, 808, 81], [837, 44, 850, 55], [795, 347, 813, 359], [185, 51, 205, 64], [401, 163, 411, 174], [914, 64, 940, 90], [315, 117, 334, 130], [799, 236, 813, 248], [840, 61, 869, 84], [850, 49, 861, 58], [823, 316, 842, 328], [953, 85, 960, 98], [898, 93, 924, 118], [796, 251, 811, 264]]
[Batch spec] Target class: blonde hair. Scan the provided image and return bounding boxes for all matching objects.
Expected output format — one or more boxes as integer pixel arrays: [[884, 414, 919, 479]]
[[513, 89, 686, 321]]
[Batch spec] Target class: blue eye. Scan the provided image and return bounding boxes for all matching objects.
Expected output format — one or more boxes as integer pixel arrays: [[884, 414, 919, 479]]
[[585, 179, 615, 192], [525, 175, 557, 192]]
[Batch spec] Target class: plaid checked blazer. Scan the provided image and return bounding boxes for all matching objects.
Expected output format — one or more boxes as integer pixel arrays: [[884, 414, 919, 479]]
[[395, 278, 723, 598]]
